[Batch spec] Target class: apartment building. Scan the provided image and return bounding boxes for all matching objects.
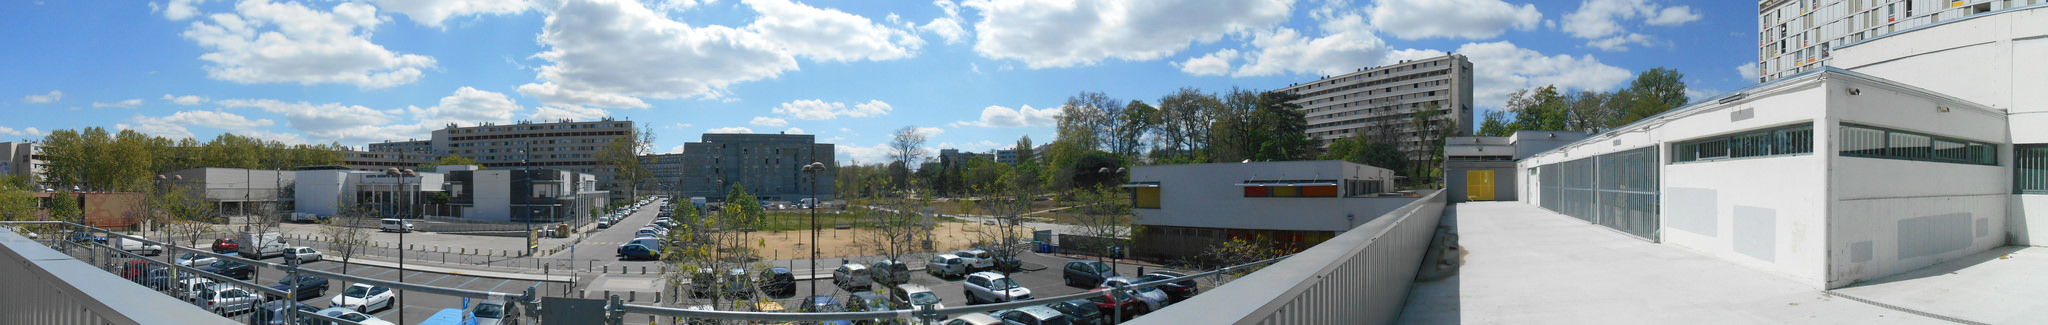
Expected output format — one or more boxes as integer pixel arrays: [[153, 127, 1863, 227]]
[[366, 139, 434, 153], [341, 150, 438, 172], [428, 119, 636, 195], [641, 153, 684, 193], [679, 133, 835, 202], [995, 149, 1019, 165], [937, 149, 993, 169], [1276, 54, 1475, 164], [0, 142, 45, 188], [1754, 0, 2041, 82]]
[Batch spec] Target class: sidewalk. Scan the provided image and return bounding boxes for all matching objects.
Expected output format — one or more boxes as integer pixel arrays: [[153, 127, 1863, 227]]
[[322, 255, 574, 282], [1397, 202, 1946, 324]]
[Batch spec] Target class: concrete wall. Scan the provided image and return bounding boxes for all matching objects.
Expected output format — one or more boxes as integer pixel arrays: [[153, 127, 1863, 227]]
[[1130, 161, 1404, 233], [293, 170, 357, 216], [463, 170, 513, 222], [1655, 81, 1833, 287], [1445, 161, 1516, 202], [1824, 75, 2011, 287]]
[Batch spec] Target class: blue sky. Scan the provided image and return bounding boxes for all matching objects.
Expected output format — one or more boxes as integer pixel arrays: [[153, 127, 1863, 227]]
[[0, 0, 1761, 164]]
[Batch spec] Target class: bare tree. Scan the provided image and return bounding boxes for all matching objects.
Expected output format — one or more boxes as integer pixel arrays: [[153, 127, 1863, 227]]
[[1068, 186, 1132, 264], [852, 178, 928, 275], [319, 206, 372, 286], [889, 126, 928, 191]]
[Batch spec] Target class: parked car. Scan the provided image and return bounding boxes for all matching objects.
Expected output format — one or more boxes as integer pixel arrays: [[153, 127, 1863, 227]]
[[191, 283, 263, 315], [843, 292, 899, 325], [1138, 272, 1198, 302], [955, 249, 995, 271], [472, 299, 511, 325], [927, 254, 969, 278], [939, 313, 1004, 325], [991, 255, 1022, 272], [1083, 289, 1147, 321], [1047, 299, 1108, 325], [379, 218, 415, 233], [176, 278, 218, 301], [252, 300, 323, 325], [266, 275, 329, 301], [688, 270, 718, 298], [993, 306, 1071, 325], [121, 260, 157, 281], [140, 267, 198, 291], [758, 267, 796, 298], [833, 263, 873, 290], [629, 237, 664, 250], [315, 307, 396, 325], [330, 283, 396, 314], [962, 272, 1033, 305], [888, 284, 943, 310], [202, 259, 255, 280], [1062, 260, 1117, 288], [175, 251, 224, 267], [868, 259, 912, 286], [284, 247, 322, 264], [114, 237, 164, 256], [597, 218, 611, 228], [1097, 277, 1168, 311], [796, 296, 855, 325], [617, 243, 660, 260], [211, 238, 241, 254]]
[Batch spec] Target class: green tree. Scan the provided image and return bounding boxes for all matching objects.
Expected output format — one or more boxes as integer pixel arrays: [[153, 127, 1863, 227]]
[[1608, 67, 1689, 128], [1057, 92, 1121, 153], [1153, 87, 1218, 161], [1477, 110, 1514, 137], [598, 125, 657, 200], [0, 175, 35, 222], [1013, 136, 1036, 165], [1319, 134, 1406, 172], [426, 154, 480, 168], [1251, 90, 1312, 161], [50, 191, 81, 224], [1506, 86, 1569, 132], [1112, 100, 1157, 160]]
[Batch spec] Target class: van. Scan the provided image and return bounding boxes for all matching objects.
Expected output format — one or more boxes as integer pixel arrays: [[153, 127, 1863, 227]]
[[114, 237, 164, 256], [238, 232, 288, 259], [379, 218, 415, 233]]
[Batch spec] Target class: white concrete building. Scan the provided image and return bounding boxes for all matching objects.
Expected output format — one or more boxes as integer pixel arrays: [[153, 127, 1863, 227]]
[[1123, 161, 1409, 261], [1754, 0, 2044, 82], [290, 167, 446, 218], [444, 168, 606, 223], [1277, 54, 1475, 163]]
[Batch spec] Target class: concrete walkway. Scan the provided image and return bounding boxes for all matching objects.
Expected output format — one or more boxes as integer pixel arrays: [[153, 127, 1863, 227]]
[[1397, 202, 1947, 324], [1831, 246, 2048, 324], [321, 255, 574, 282]]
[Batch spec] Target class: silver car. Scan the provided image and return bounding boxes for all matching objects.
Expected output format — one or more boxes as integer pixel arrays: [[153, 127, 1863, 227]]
[[191, 284, 262, 315], [928, 254, 969, 278]]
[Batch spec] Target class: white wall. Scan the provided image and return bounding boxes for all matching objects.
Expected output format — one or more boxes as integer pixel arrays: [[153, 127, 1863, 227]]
[[1655, 81, 1832, 288], [1130, 161, 1404, 232], [293, 170, 353, 216], [464, 170, 512, 222]]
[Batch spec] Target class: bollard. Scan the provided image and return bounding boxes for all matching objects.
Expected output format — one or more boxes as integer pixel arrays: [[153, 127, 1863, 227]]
[[630, 291, 636, 302], [641, 266, 646, 275], [604, 265, 609, 273]]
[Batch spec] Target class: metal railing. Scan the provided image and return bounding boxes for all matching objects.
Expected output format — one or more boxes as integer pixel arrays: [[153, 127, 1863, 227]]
[[0, 223, 237, 325], [1131, 190, 1447, 325]]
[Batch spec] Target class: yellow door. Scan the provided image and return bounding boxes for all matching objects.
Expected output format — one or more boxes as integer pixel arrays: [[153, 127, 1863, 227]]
[[1467, 170, 1495, 201]]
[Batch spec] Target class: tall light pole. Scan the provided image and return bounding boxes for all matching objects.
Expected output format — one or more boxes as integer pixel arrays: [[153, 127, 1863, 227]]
[[385, 167, 415, 325], [801, 161, 824, 299]]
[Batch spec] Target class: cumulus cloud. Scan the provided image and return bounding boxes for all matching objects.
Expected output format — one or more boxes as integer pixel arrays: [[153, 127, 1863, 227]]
[[750, 116, 789, 127], [707, 126, 755, 134], [1174, 49, 1238, 76], [162, 110, 275, 130], [916, 127, 944, 138], [950, 104, 1059, 128], [0, 127, 49, 138], [1456, 41, 1632, 110], [22, 90, 61, 103], [216, 98, 426, 144], [367, 0, 532, 28], [409, 87, 524, 125], [783, 127, 806, 134], [836, 143, 894, 164], [745, 0, 922, 62], [181, 0, 438, 88], [163, 94, 208, 105], [93, 99, 145, 108], [529, 106, 609, 121], [1232, 11, 1394, 77], [156, 0, 208, 20], [919, 0, 968, 44], [1368, 0, 1541, 40], [964, 0, 1291, 69], [1561, 0, 1700, 51], [771, 99, 893, 120], [669, 145, 687, 153], [670, 123, 694, 129], [1735, 62, 1758, 80]]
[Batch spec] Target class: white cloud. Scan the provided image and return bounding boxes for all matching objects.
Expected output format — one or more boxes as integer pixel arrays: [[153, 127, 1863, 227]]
[[1683, 88, 1720, 103], [158, 0, 208, 20], [181, 0, 438, 88], [669, 145, 687, 153], [1560, 0, 1699, 51], [529, 106, 609, 121], [162, 94, 208, 105], [1456, 41, 1633, 110], [950, 104, 1059, 128], [22, 90, 61, 103], [783, 127, 806, 134], [919, 0, 968, 44], [1368, 0, 1541, 40], [652, 0, 715, 12], [771, 99, 893, 120], [750, 116, 789, 127], [409, 87, 524, 125], [117, 119, 195, 140], [93, 99, 145, 108], [707, 126, 755, 133], [916, 127, 944, 138], [522, 0, 795, 106], [836, 143, 893, 164], [216, 98, 426, 144], [234, 129, 308, 145], [1174, 49, 1237, 76], [1735, 62, 1758, 80], [671, 123, 694, 129], [367, 0, 532, 28], [0, 127, 48, 138], [1232, 12, 1393, 77], [160, 110, 276, 130], [744, 0, 922, 62], [964, 0, 1291, 69]]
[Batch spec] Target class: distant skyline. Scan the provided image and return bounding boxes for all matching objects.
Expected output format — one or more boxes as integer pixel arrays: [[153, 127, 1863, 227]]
[[0, 0, 1758, 164]]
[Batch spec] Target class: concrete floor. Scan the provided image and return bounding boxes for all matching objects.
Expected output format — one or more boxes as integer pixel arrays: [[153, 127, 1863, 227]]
[[1832, 246, 2048, 324], [1397, 202, 1948, 324]]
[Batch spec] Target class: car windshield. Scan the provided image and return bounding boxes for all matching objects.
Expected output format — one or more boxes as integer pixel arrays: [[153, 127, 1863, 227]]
[[344, 286, 369, 298], [180, 253, 201, 260], [474, 303, 505, 318], [909, 292, 940, 305], [986, 278, 1018, 290], [813, 303, 845, 312], [337, 313, 368, 321], [199, 288, 218, 298], [863, 299, 890, 310], [209, 260, 232, 268], [1091, 262, 1112, 273]]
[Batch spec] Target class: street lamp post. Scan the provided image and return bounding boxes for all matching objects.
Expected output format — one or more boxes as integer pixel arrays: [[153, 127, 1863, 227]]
[[801, 161, 824, 299], [1098, 167, 1126, 271], [383, 167, 416, 325]]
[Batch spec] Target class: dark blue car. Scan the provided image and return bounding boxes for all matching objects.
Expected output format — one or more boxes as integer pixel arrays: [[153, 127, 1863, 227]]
[[266, 275, 329, 301], [617, 243, 660, 260], [797, 296, 854, 325]]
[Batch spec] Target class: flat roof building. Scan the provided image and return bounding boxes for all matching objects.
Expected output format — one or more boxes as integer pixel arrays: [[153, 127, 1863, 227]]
[[1444, 131, 1588, 203], [679, 133, 835, 202], [429, 119, 636, 197], [0, 142, 44, 189], [1124, 160, 1410, 262], [1277, 54, 1474, 163]]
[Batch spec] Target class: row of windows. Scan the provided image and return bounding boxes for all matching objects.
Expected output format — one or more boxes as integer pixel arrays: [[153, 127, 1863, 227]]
[[2019, 145, 2048, 194], [1840, 123, 1996, 165], [1673, 124, 1815, 163]]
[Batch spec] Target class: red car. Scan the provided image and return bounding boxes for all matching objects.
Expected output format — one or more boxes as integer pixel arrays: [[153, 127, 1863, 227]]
[[211, 238, 240, 254], [121, 260, 155, 280], [1085, 288, 1147, 321]]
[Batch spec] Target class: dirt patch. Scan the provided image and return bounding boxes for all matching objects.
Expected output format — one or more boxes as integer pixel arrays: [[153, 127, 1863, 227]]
[[745, 222, 1034, 260]]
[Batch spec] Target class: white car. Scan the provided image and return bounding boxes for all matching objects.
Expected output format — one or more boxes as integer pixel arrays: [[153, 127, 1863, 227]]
[[316, 307, 396, 325], [175, 252, 219, 267], [472, 299, 510, 325], [190, 283, 262, 315], [379, 218, 415, 233], [330, 283, 396, 314], [176, 278, 217, 301], [284, 247, 322, 264], [956, 249, 995, 271], [963, 272, 1032, 304], [1099, 276, 1169, 311], [928, 254, 969, 278], [832, 263, 873, 290]]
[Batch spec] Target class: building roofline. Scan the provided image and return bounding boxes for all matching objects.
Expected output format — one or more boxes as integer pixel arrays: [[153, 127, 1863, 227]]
[[1517, 67, 2002, 161], [1836, 3, 2048, 51]]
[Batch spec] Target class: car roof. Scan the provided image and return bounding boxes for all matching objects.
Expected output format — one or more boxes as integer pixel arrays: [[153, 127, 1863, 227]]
[[768, 267, 792, 273], [968, 271, 1006, 279], [841, 263, 867, 269], [1012, 306, 1064, 319], [850, 292, 885, 299], [936, 254, 960, 258]]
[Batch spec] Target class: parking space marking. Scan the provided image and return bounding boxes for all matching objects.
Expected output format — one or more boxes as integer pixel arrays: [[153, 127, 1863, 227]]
[[372, 304, 418, 319], [403, 270, 430, 280], [455, 276, 483, 289], [486, 279, 513, 292], [420, 273, 454, 285], [363, 268, 397, 279], [308, 263, 345, 272]]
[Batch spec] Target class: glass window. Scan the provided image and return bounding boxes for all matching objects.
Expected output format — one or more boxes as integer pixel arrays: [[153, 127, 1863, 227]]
[[1839, 123, 1995, 165], [1673, 124, 1814, 163], [2019, 145, 2048, 194]]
